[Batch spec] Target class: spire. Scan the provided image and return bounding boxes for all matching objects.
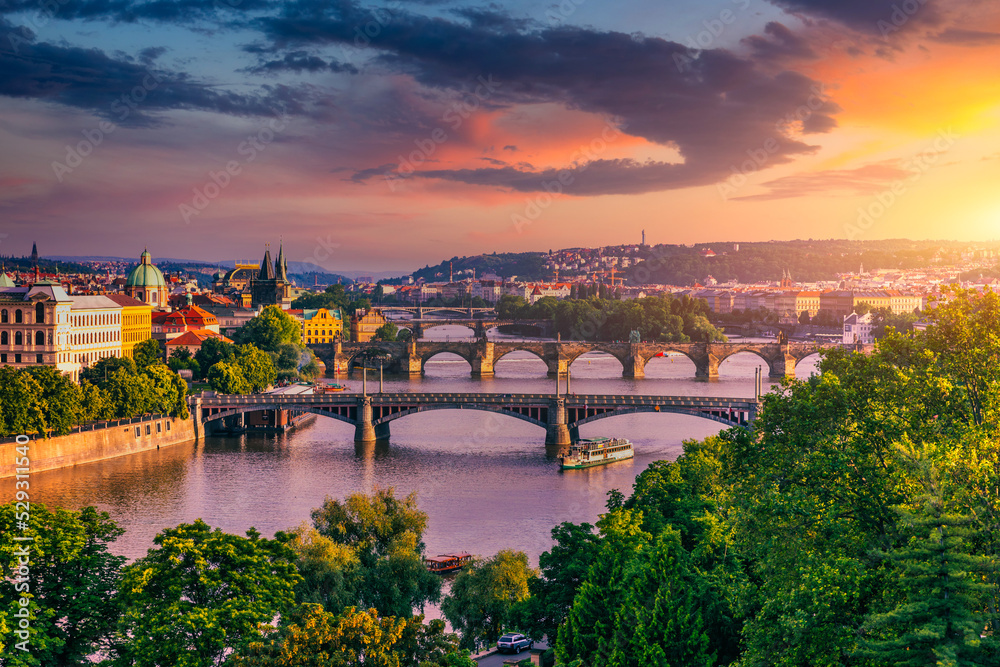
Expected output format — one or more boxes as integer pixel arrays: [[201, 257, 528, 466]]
[[258, 244, 276, 280], [276, 240, 288, 282], [30, 242, 38, 262]]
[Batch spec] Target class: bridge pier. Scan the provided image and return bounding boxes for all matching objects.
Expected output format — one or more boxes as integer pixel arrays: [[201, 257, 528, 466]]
[[355, 397, 386, 443], [694, 354, 720, 378], [329, 341, 351, 376], [546, 356, 569, 378], [623, 352, 645, 379], [768, 354, 797, 379], [546, 398, 572, 448], [471, 340, 495, 378]]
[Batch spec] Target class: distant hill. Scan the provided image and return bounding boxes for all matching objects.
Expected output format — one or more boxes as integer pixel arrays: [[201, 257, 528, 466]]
[[628, 239, 989, 286], [408, 252, 548, 283]]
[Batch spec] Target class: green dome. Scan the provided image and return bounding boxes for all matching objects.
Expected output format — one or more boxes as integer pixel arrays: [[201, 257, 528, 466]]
[[126, 249, 166, 287]]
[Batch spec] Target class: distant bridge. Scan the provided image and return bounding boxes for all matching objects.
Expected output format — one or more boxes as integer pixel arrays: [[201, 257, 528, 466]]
[[313, 340, 863, 379], [192, 392, 760, 446], [389, 319, 553, 339], [376, 306, 496, 318]]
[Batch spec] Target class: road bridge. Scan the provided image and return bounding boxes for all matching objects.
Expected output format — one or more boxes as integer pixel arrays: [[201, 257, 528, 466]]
[[313, 340, 865, 379], [376, 306, 496, 318], [192, 392, 760, 446]]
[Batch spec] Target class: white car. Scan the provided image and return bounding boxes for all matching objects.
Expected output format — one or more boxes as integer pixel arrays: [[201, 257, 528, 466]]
[[497, 633, 533, 654]]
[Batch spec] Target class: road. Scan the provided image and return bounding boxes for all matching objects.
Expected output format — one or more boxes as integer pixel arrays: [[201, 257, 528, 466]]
[[475, 641, 550, 667]]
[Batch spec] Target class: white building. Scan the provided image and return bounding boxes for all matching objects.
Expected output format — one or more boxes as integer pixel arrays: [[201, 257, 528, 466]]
[[843, 312, 874, 345], [68, 295, 124, 374], [0, 280, 77, 377]]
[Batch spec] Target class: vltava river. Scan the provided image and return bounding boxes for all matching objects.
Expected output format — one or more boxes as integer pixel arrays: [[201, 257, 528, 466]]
[[4, 329, 820, 568]]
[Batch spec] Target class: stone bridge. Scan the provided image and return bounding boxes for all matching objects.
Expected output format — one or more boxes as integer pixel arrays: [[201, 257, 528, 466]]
[[389, 319, 553, 339], [192, 392, 760, 446], [313, 340, 865, 379]]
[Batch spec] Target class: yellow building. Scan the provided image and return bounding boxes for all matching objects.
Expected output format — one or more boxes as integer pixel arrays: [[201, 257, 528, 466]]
[[795, 291, 822, 317], [301, 308, 344, 344], [350, 308, 388, 342], [107, 294, 153, 358]]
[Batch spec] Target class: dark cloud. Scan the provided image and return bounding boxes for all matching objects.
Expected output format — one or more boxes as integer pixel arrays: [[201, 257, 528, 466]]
[[0, 19, 307, 125], [743, 22, 817, 61], [255, 5, 840, 194], [247, 50, 358, 74], [929, 28, 1000, 46], [0, 0, 277, 23], [767, 0, 944, 33]]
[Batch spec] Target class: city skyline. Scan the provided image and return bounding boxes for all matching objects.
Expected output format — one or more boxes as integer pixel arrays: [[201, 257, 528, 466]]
[[2, 0, 999, 270]]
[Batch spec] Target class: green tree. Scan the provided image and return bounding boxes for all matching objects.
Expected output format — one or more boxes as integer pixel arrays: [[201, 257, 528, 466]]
[[374, 322, 399, 341], [442, 550, 537, 651], [23, 365, 82, 435], [310, 489, 441, 618], [79, 379, 111, 422], [194, 338, 237, 378], [510, 522, 600, 643], [141, 363, 183, 415], [80, 356, 136, 388], [0, 503, 125, 666], [496, 295, 528, 320], [132, 338, 163, 369], [109, 520, 301, 667], [235, 305, 302, 351], [206, 360, 251, 394], [281, 523, 360, 613], [103, 366, 154, 418], [236, 344, 277, 392], [231, 604, 406, 667]]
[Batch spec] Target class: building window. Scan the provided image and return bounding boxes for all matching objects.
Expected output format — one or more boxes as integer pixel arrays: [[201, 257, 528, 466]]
[[36, 354, 43, 364], [35, 303, 44, 324], [146, 425, 151, 435], [14, 332, 22, 346], [0, 310, 6, 323], [0, 332, 6, 345], [35, 331, 44, 345], [0, 354, 5, 363], [14, 310, 22, 324], [166, 421, 171, 431], [14, 354, 21, 363], [156, 422, 162, 433], [135, 426, 141, 437]]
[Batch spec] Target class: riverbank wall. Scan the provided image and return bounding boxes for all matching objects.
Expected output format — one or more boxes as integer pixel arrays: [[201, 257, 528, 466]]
[[0, 414, 197, 479]]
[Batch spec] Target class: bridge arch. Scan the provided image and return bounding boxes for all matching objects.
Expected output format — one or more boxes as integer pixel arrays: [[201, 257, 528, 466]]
[[642, 351, 698, 377], [566, 349, 628, 373], [201, 405, 356, 427], [493, 348, 549, 377], [372, 404, 548, 429], [569, 406, 751, 430]]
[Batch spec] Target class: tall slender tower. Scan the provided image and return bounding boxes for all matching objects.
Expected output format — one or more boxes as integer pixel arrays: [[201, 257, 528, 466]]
[[641, 229, 646, 246]]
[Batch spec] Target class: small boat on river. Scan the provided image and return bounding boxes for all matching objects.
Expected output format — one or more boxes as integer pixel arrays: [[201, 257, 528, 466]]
[[559, 437, 634, 470], [424, 552, 474, 573]]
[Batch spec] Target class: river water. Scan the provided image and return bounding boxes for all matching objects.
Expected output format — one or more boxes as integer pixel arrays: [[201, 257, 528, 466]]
[[4, 329, 820, 573]]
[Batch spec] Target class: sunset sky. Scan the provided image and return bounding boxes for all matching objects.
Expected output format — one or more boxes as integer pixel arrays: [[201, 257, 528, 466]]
[[1, 0, 999, 271]]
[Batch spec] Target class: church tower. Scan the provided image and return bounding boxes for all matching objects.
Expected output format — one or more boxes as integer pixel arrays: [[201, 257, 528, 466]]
[[250, 242, 292, 308]]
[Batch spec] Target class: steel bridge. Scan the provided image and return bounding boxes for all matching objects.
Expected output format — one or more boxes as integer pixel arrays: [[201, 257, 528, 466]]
[[192, 391, 760, 446]]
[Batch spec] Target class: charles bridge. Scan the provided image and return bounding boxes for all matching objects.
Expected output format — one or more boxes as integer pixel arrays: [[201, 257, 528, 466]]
[[192, 392, 761, 446], [312, 339, 863, 379]]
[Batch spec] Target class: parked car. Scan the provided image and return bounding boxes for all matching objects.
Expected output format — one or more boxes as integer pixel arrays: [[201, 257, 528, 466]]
[[497, 633, 533, 654]]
